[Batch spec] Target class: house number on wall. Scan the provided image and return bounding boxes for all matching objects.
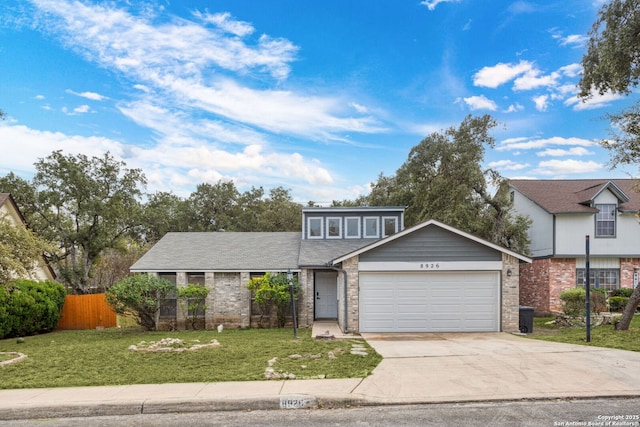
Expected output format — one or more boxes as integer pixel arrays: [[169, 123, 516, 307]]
[[419, 263, 440, 269]]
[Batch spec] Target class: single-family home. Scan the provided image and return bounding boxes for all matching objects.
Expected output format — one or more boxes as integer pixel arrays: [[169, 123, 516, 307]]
[[509, 179, 640, 314], [131, 206, 530, 333], [0, 193, 55, 282]]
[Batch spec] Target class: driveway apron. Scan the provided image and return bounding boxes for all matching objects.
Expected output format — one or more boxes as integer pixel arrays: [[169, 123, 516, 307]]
[[354, 332, 640, 403]]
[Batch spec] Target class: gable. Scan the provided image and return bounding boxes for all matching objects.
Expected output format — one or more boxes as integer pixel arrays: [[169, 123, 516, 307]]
[[359, 224, 502, 263]]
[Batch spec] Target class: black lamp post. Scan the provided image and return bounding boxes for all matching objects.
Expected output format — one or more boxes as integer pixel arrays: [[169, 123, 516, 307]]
[[287, 270, 298, 339]]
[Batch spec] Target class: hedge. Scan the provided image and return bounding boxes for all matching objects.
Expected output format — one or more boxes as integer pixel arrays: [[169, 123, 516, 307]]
[[0, 279, 66, 339]]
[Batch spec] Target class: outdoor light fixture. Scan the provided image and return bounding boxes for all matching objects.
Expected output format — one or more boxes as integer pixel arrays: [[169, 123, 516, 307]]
[[507, 269, 513, 277]]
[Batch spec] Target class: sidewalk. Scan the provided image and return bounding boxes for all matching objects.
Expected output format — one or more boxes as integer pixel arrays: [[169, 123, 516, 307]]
[[2, 324, 640, 420]]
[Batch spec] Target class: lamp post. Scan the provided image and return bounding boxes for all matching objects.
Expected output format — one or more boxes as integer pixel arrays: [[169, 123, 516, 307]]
[[287, 270, 298, 339], [586, 235, 591, 343]]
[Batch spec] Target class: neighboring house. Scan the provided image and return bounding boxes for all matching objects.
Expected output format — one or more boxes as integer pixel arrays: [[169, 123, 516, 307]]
[[0, 193, 55, 282], [509, 179, 640, 314], [131, 206, 530, 333]]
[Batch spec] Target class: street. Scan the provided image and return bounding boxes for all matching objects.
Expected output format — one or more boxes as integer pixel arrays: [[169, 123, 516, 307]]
[[1, 398, 639, 427]]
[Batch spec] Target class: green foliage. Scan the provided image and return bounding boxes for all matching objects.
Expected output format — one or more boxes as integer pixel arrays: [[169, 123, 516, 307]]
[[0, 217, 57, 284], [106, 275, 176, 331], [560, 287, 607, 317], [610, 288, 635, 298], [609, 296, 630, 312], [178, 283, 209, 330], [246, 272, 300, 327], [364, 115, 530, 254], [0, 279, 66, 339]]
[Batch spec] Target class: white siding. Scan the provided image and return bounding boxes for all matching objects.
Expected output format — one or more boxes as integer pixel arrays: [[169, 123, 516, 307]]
[[556, 213, 640, 256], [512, 189, 554, 257]]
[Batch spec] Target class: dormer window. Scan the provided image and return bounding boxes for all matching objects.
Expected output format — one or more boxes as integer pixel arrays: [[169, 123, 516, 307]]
[[364, 217, 379, 238], [345, 217, 360, 238], [326, 217, 342, 239], [595, 204, 616, 237], [383, 217, 398, 237], [308, 217, 323, 239]]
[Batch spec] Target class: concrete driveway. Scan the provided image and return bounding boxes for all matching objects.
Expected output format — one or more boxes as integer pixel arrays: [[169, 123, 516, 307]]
[[355, 332, 640, 403]]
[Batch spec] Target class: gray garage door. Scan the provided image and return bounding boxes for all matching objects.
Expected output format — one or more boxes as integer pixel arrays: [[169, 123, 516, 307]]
[[359, 271, 500, 332]]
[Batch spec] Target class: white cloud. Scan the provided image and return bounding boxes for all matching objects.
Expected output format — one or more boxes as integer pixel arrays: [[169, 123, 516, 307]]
[[558, 34, 589, 47], [504, 103, 524, 113], [537, 147, 594, 157], [498, 136, 597, 151], [193, 11, 254, 37], [420, 0, 461, 11], [66, 90, 107, 101], [559, 63, 582, 78], [535, 159, 603, 175], [513, 70, 560, 91], [460, 95, 498, 111], [473, 61, 534, 88], [564, 90, 625, 111], [73, 104, 90, 114], [532, 95, 549, 111], [35, 94, 45, 100], [487, 159, 529, 170], [350, 102, 369, 113]]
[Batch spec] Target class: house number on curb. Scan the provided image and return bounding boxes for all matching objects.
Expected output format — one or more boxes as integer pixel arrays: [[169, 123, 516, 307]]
[[280, 396, 315, 409], [419, 263, 440, 269]]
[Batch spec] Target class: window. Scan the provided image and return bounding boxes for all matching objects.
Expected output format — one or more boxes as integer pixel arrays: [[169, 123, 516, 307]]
[[576, 269, 619, 291], [326, 217, 342, 239], [308, 217, 323, 239], [158, 273, 177, 318], [383, 217, 398, 237], [595, 204, 616, 237], [345, 217, 360, 238], [364, 217, 379, 238]]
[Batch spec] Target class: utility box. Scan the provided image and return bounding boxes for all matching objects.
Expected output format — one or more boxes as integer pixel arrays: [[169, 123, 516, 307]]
[[519, 306, 534, 334]]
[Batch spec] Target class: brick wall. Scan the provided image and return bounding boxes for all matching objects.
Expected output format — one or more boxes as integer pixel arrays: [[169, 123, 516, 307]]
[[620, 258, 640, 289], [519, 259, 551, 313], [339, 255, 359, 334]]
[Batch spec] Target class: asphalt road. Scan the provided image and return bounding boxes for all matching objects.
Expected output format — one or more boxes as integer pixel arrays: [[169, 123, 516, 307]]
[[1, 398, 639, 427]]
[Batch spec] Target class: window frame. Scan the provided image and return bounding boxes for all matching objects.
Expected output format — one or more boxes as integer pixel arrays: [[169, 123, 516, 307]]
[[307, 217, 323, 239], [382, 216, 398, 237], [363, 216, 380, 238], [345, 217, 361, 239], [326, 217, 342, 239], [595, 204, 616, 238], [576, 268, 620, 291]]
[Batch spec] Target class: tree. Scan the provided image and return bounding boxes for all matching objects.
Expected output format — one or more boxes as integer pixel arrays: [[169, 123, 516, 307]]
[[246, 272, 300, 327], [106, 274, 176, 331], [178, 283, 209, 330], [0, 217, 57, 285], [579, 0, 640, 331], [187, 181, 240, 231], [1, 151, 146, 294], [141, 191, 191, 243], [366, 115, 530, 254]]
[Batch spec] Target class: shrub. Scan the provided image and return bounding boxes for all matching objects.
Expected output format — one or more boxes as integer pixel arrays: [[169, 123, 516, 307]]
[[610, 288, 634, 298], [609, 296, 629, 312], [246, 272, 300, 328], [560, 287, 607, 316], [106, 274, 176, 331], [0, 279, 66, 339]]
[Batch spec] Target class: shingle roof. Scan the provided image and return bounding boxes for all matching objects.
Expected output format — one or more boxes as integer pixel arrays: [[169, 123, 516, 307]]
[[509, 179, 640, 214], [130, 232, 301, 271], [298, 239, 378, 267]]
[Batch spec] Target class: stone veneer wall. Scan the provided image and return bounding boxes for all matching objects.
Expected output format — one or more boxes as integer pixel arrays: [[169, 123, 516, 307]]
[[297, 269, 313, 328], [338, 255, 359, 334], [501, 254, 520, 333], [209, 272, 251, 328]]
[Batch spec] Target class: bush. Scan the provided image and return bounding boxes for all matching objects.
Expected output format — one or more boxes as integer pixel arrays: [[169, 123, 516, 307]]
[[178, 283, 209, 330], [560, 287, 607, 316], [246, 272, 300, 328], [609, 296, 629, 312], [106, 274, 176, 331], [0, 279, 66, 339], [610, 288, 634, 298]]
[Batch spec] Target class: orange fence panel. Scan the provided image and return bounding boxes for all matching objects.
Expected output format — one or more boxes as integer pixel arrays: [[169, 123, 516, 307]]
[[57, 294, 117, 330]]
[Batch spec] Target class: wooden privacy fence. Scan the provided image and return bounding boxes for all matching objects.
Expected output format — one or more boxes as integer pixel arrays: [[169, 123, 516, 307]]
[[57, 294, 117, 330]]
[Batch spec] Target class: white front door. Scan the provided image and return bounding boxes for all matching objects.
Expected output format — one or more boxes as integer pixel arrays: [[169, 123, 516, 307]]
[[315, 271, 338, 319]]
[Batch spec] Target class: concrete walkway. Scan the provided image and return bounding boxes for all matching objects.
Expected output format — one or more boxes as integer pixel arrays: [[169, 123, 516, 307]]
[[2, 326, 640, 420]]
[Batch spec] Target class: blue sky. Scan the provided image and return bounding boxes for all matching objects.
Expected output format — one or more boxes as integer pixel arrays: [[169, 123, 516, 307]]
[[1, 0, 638, 203]]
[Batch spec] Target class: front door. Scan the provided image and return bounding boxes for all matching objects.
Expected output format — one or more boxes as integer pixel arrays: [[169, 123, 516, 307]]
[[315, 271, 338, 319]]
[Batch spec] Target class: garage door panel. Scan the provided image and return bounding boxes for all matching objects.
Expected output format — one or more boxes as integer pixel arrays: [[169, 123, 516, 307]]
[[360, 272, 499, 333]]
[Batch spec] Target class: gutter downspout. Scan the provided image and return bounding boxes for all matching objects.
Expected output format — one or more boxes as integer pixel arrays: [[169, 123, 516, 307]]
[[327, 264, 348, 333]]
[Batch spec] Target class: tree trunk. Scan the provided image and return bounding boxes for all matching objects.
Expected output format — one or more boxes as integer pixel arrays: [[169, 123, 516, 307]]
[[615, 286, 640, 330]]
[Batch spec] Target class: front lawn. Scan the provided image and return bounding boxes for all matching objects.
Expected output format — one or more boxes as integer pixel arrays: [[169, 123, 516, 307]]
[[527, 314, 640, 352], [0, 327, 381, 389]]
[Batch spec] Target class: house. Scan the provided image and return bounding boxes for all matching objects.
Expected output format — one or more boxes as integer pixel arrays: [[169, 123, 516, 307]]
[[0, 193, 55, 282], [130, 206, 530, 333], [509, 179, 640, 314]]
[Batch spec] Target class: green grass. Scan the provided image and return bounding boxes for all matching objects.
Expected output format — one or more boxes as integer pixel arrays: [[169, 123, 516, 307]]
[[0, 327, 382, 390], [528, 314, 640, 352]]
